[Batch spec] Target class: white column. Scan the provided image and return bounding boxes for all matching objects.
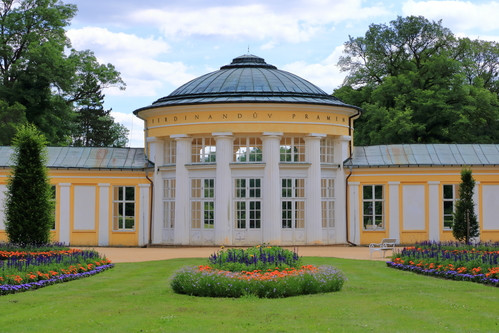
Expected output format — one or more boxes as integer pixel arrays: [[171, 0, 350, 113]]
[[98, 183, 110, 246], [148, 138, 164, 245], [388, 181, 400, 242], [59, 183, 71, 245], [473, 181, 480, 242], [213, 132, 233, 245], [348, 182, 360, 244], [172, 135, 192, 245], [334, 135, 351, 244], [427, 181, 440, 242], [262, 132, 282, 244], [138, 183, 151, 246], [304, 134, 324, 244]]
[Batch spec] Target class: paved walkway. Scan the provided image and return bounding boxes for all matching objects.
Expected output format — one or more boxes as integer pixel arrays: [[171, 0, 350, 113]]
[[80, 246, 397, 263]]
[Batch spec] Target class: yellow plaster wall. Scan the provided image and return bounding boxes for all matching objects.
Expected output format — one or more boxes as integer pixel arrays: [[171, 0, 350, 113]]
[[138, 103, 356, 138], [350, 167, 499, 244], [0, 168, 149, 246]]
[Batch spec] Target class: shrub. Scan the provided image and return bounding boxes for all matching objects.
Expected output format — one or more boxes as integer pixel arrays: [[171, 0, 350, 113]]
[[0, 243, 113, 295], [388, 241, 499, 287], [172, 245, 346, 298], [4, 124, 54, 245], [208, 245, 301, 271], [171, 265, 346, 298]]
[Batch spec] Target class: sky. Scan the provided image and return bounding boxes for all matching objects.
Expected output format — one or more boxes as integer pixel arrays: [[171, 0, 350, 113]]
[[64, 0, 499, 147]]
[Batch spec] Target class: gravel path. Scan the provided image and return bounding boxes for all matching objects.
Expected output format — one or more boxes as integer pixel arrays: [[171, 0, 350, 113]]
[[77, 245, 396, 263]]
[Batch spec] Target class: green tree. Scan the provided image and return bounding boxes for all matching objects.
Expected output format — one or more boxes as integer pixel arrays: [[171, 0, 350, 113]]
[[0, 0, 126, 145], [0, 100, 26, 144], [335, 16, 499, 145], [4, 124, 54, 245], [71, 76, 129, 147], [452, 168, 479, 243]]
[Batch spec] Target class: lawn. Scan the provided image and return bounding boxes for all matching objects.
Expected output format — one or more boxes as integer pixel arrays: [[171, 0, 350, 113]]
[[0, 257, 497, 332]]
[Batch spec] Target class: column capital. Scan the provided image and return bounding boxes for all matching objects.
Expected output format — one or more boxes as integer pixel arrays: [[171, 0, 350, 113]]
[[262, 132, 283, 137], [337, 135, 352, 142], [98, 183, 110, 188], [428, 181, 440, 185], [171, 134, 192, 142], [146, 136, 164, 143], [59, 183, 71, 187], [306, 133, 327, 138], [212, 132, 233, 137], [388, 181, 400, 185]]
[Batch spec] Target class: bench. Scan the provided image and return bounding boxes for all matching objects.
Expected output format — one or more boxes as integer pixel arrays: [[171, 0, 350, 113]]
[[369, 238, 397, 258]]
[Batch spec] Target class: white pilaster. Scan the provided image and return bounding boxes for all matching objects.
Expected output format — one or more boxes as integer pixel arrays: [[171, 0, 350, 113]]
[[148, 138, 165, 245], [213, 132, 234, 245], [348, 182, 360, 244], [473, 181, 480, 242], [59, 183, 71, 245], [98, 183, 110, 246], [262, 132, 282, 244], [172, 135, 192, 245], [388, 181, 400, 242], [334, 135, 351, 244], [138, 183, 151, 246], [304, 135, 323, 244], [427, 181, 440, 242]]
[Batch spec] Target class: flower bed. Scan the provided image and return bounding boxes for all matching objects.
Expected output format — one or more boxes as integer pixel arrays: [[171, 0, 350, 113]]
[[171, 245, 346, 298], [387, 241, 499, 287], [0, 243, 114, 295]]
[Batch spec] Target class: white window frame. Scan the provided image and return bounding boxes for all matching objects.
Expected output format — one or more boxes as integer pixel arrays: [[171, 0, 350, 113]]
[[321, 178, 335, 228], [234, 178, 262, 229], [443, 184, 459, 230], [281, 178, 305, 229], [191, 178, 215, 229], [280, 137, 305, 162], [320, 137, 335, 163], [164, 139, 176, 164], [163, 179, 176, 228], [362, 185, 384, 230], [113, 186, 135, 231], [233, 137, 263, 162], [191, 138, 216, 163]]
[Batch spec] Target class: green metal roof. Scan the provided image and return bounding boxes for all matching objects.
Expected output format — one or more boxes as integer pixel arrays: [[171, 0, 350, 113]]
[[134, 54, 360, 113], [349, 144, 499, 167], [0, 147, 153, 170]]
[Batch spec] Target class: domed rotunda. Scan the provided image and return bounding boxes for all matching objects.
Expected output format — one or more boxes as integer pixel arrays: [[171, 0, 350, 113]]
[[134, 54, 360, 245]]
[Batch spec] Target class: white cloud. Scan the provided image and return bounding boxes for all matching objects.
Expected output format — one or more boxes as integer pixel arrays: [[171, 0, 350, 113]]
[[111, 111, 144, 147], [281, 45, 346, 93], [67, 27, 170, 56], [128, 1, 389, 43], [402, 0, 499, 33], [66, 27, 195, 97]]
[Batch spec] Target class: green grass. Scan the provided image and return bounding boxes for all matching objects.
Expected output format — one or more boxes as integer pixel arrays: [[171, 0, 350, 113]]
[[0, 257, 497, 332]]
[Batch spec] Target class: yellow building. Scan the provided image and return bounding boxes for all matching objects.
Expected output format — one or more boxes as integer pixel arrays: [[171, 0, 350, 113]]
[[0, 54, 498, 246]]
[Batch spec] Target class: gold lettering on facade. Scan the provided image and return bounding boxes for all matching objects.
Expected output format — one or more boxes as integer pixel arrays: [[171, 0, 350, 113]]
[[174, 116, 178, 121], [292, 114, 296, 119], [195, 114, 200, 120], [208, 115, 213, 119], [305, 114, 309, 119], [316, 115, 320, 120], [327, 116, 331, 120], [223, 114, 228, 119], [268, 113, 272, 118], [238, 113, 243, 118], [252, 112, 258, 118]]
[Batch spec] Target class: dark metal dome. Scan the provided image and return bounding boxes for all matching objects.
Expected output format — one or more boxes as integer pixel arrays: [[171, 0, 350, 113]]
[[135, 54, 354, 112]]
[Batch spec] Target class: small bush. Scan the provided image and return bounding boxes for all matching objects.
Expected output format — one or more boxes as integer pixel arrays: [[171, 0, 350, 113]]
[[172, 245, 346, 298], [208, 245, 301, 271], [171, 265, 346, 298]]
